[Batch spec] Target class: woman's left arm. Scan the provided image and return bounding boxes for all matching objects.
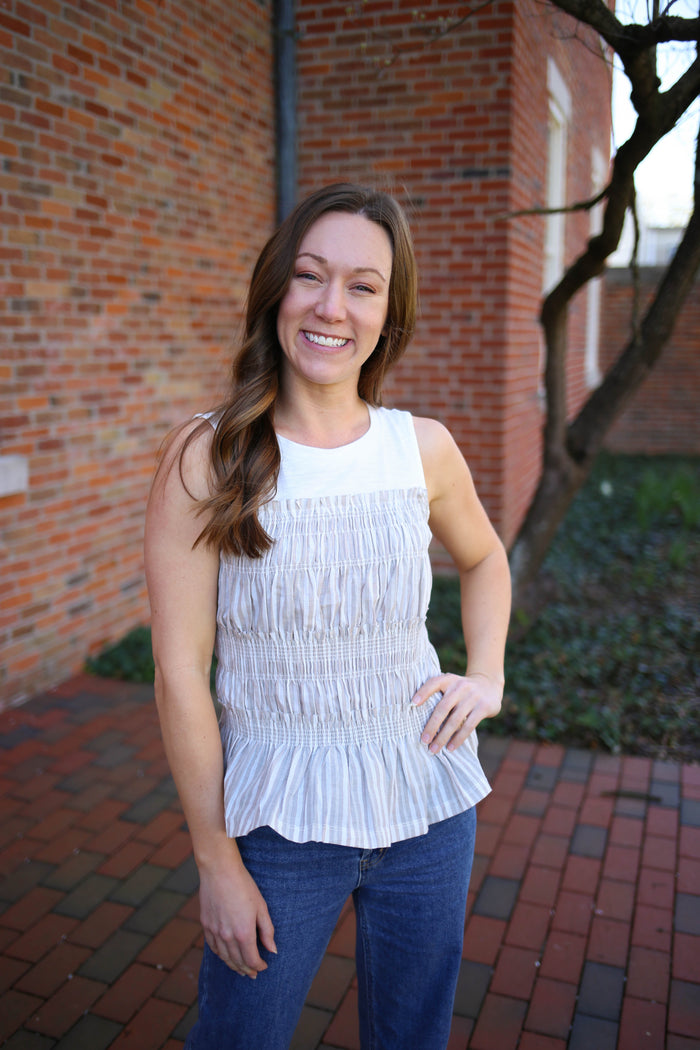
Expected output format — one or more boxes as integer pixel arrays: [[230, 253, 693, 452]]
[[412, 417, 512, 755]]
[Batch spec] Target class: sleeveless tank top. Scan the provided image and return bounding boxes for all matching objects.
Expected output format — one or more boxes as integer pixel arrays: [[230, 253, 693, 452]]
[[208, 405, 491, 848]]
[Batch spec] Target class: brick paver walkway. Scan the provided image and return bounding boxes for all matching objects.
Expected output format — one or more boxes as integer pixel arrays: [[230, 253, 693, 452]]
[[0, 675, 699, 1049]]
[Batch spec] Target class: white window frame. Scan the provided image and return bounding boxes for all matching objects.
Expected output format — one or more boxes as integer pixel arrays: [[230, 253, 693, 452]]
[[585, 146, 606, 388], [543, 59, 571, 295]]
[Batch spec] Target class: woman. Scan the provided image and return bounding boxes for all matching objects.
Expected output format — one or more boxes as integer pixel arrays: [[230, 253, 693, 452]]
[[145, 183, 511, 1050]]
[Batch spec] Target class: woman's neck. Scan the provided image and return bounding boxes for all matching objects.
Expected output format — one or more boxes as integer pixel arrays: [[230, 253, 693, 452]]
[[273, 388, 371, 449]]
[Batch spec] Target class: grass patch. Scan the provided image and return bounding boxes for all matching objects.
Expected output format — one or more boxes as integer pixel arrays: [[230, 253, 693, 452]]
[[87, 454, 699, 761], [428, 453, 699, 761]]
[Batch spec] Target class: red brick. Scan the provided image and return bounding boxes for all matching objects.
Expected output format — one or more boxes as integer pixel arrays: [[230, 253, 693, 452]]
[[93, 962, 166, 1023], [490, 945, 540, 1000], [679, 827, 700, 860], [327, 907, 356, 959], [503, 814, 540, 848], [32, 827, 91, 863], [578, 796, 614, 826], [551, 891, 594, 936], [525, 977, 577, 1039], [550, 782, 585, 809], [156, 946, 202, 1005], [673, 934, 700, 983], [562, 855, 600, 894], [87, 819, 137, 855], [149, 830, 193, 869], [505, 902, 551, 951], [610, 815, 645, 848], [518, 1035, 566, 1050], [490, 842, 529, 880], [0, 953, 30, 993], [463, 915, 507, 966], [531, 834, 570, 870], [618, 996, 666, 1050], [588, 916, 630, 966], [643, 834, 679, 872], [0, 887, 64, 931], [98, 839, 153, 878], [0, 989, 43, 1042], [322, 986, 360, 1050], [539, 931, 586, 984], [632, 905, 673, 953], [4, 911, 77, 964], [603, 845, 640, 883], [627, 946, 670, 1002], [646, 806, 678, 840], [24, 975, 106, 1037], [677, 857, 700, 894], [520, 865, 560, 908], [475, 821, 501, 857], [469, 992, 527, 1050], [15, 942, 91, 997], [638, 867, 675, 909], [596, 878, 635, 921], [137, 917, 200, 970], [447, 1014, 473, 1049], [69, 901, 133, 949], [75, 798, 127, 832]]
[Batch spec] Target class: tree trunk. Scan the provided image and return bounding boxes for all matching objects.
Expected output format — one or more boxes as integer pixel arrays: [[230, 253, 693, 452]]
[[510, 201, 700, 609]]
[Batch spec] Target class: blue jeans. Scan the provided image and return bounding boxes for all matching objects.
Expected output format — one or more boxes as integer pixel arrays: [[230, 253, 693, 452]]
[[185, 807, 476, 1050]]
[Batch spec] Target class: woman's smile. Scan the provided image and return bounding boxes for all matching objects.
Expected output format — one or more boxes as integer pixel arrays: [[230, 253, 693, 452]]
[[302, 330, 350, 349]]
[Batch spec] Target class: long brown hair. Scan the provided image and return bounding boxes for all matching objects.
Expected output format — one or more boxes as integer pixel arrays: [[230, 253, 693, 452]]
[[190, 183, 418, 558]]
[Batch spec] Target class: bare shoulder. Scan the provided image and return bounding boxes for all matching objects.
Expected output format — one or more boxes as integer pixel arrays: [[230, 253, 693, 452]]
[[412, 414, 454, 455], [151, 416, 216, 505], [412, 415, 471, 500]]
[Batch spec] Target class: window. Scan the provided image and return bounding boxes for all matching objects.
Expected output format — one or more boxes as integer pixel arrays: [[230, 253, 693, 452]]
[[543, 59, 571, 295], [585, 146, 606, 388]]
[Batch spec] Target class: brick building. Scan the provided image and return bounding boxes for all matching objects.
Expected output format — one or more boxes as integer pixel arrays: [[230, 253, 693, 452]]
[[601, 266, 699, 456], [4, 0, 687, 708], [1, 0, 276, 705]]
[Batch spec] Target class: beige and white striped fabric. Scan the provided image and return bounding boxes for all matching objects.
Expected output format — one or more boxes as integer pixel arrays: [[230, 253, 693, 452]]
[[212, 406, 491, 849]]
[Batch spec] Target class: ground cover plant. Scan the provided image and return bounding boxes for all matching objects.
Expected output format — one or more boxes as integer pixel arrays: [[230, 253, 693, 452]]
[[88, 454, 699, 761], [429, 453, 700, 762]]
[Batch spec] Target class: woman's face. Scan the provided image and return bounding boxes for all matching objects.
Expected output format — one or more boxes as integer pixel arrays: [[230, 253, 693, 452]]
[[276, 211, 393, 396]]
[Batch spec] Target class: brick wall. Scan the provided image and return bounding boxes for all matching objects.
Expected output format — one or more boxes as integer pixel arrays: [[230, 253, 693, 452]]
[[601, 267, 700, 455], [0, 0, 275, 707], [294, 0, 611, 554]]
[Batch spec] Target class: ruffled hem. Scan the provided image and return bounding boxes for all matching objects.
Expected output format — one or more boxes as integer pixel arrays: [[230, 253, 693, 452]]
[[219, 706, 491, 849]]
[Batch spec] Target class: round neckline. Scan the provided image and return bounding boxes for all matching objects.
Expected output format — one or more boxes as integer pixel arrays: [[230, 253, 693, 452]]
[[276, 405, 375, 451]]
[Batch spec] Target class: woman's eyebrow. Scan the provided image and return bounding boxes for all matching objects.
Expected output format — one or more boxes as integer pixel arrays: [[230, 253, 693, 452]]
[[296, 251, 388, 283]]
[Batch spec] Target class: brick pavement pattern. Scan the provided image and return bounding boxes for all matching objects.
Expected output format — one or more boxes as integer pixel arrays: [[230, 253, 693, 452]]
[[1, 676, 699, 1049]]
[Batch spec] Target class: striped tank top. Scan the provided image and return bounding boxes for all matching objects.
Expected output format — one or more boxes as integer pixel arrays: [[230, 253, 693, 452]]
[[211, 405, 491, 848]]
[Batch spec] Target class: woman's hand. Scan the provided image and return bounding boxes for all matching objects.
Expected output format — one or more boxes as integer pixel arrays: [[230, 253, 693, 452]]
[[412, 672, 503, 755], [198, 847, 277, 979]]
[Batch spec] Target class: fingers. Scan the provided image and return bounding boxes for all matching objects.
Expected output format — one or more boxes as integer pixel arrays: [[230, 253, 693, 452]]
[[206, 917, 273, 979], [258, 912, 278, 957], [415, 673, 499, 755]]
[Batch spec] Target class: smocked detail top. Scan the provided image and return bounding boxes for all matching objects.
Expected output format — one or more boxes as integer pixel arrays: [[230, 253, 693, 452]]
[[211, 405, 491, 848]]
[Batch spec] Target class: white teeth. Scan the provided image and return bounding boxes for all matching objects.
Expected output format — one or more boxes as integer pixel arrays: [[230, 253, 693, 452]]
[[304, 331, 348, 348]]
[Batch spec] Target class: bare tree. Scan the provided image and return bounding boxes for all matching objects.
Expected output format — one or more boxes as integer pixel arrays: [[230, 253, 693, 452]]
[[509, 0, 700, 606]]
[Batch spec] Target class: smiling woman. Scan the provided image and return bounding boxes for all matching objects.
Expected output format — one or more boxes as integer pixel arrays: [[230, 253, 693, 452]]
[[144, 183, 511, 1050]]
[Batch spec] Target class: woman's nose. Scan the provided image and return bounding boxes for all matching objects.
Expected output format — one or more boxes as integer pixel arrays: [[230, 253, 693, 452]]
[[315, 280, 346, 321]]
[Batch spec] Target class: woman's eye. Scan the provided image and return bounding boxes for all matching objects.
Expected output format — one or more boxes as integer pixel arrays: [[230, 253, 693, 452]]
[[354, 283, 375, 294], [296, 271, 319, 282]]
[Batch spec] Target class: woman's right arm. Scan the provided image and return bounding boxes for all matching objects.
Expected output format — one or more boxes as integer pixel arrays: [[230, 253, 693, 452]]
[[144, 422, 276, 978]]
